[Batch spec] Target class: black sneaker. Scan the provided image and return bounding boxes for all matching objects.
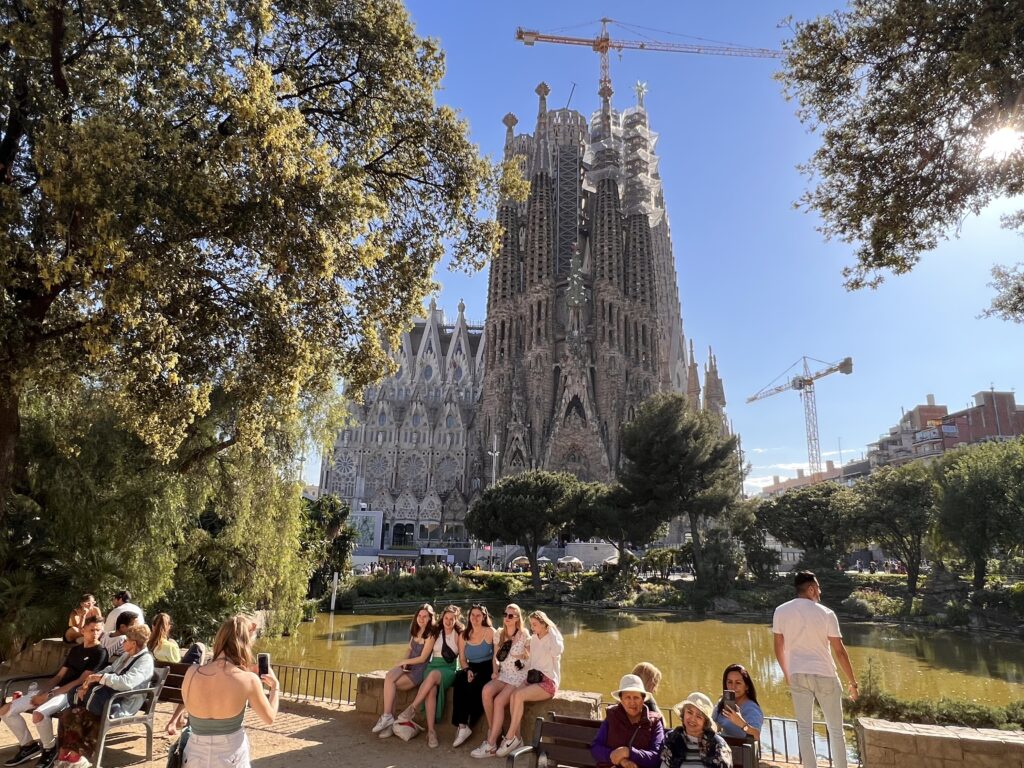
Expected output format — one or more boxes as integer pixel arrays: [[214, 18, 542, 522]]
[[35, 747, 57, 768], [4, 743, 42, 767]]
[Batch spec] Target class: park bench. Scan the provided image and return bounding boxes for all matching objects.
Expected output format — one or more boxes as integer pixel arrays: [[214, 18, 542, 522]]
[[506, 711, 755, 768], [93, 665, 169, 768], [154, 661, 194, 706], [1, 670, 63, 705]]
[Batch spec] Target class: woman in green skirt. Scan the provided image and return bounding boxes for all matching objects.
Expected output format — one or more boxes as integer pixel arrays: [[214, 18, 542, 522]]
[[396, 605, 464, 748]]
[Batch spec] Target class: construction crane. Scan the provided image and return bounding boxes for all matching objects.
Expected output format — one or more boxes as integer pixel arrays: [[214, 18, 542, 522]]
[[747, 357, 853, 477], [515, 18, 782, 101]]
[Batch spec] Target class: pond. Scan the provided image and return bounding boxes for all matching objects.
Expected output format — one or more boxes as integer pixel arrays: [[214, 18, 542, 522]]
[[257, 603, 1024, 718]]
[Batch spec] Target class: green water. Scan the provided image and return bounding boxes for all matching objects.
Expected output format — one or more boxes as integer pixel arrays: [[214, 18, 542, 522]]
[[257, 605, 1024, 717]]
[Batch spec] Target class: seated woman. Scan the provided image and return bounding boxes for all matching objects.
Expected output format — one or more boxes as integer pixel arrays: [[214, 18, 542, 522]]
[[590, 674, 665, 768], [660, 692, 730, 768], [370, 604, 436, 738], [57, 624, 155, 767], [631, 662, 663, 713], [450, 605, 496, 748], [713, 664, 763, 741], [471, 604, 530, 758], [395, 605, 464, 748], [147, 613, 181, 662], [64, 595, 102, 645], [495, 610, 564, 757]]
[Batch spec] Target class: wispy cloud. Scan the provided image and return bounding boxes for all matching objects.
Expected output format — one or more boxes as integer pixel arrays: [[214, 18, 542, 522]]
[[744, 476, 778, 489], [754, 462, 810, 472]]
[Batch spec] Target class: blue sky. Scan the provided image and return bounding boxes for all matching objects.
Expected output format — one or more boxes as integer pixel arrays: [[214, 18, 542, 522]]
[[308, 1, 1024, 494]]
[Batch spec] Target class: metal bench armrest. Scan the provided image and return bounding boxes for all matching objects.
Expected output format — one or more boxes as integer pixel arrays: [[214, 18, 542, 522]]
[[1, 672, 59, 703], [506, 744, 535, 768]]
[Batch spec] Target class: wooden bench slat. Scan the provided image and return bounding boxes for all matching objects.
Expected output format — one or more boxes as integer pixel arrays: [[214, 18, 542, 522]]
[[536, 743, 596, 766], [538, 722, 604, 743]]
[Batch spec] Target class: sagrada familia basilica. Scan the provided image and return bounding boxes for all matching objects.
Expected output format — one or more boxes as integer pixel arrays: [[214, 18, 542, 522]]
[[319, 81, 728, 552]]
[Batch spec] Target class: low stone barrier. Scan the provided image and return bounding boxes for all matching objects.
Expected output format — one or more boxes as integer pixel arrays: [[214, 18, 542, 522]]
[[0, 639, 68, 680], [856, 716, 1024, 767], [355, 671, 602, 743]]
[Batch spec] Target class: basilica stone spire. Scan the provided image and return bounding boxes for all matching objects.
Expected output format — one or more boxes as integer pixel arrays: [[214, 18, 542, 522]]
[[473, 80, 730, 486]]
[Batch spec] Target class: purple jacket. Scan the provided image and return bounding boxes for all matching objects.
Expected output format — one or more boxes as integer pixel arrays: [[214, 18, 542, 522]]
[[590, 704, 665, 768]]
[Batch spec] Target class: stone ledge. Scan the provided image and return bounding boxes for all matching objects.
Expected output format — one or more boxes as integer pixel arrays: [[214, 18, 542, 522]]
[[857, 717, 1024, 768], [356, 671, 602, 742], [0, 639, 68, 680]]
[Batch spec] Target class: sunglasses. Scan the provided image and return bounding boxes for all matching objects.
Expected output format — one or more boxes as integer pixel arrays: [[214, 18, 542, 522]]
[[504, 613, 517, 619]]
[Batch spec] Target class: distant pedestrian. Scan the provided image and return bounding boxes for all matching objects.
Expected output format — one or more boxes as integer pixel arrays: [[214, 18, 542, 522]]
[[772, 571, 858, 768]]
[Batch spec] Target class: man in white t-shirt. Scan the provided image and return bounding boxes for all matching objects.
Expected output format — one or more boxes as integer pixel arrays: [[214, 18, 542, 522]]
[[102, 590, 145, 655], [773, 571, 858, 768]]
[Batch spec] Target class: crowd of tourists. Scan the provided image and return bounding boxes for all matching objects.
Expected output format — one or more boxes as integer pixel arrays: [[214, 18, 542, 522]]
[[2, 569, 855, 768], [367, 601, 766, 767], [1, 592, 278, 768]]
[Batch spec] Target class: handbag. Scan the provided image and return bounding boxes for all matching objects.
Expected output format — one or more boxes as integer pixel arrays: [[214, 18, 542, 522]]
[[85, 685, 116, 716], [496, 639, 513, 662], [166, 725, 191, 768], [526, 669, 544, 685], [440, 632, 458, 664]]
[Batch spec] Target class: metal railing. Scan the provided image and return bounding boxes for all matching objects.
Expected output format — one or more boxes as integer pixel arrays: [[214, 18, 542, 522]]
[[761, 716, 860, 766], [274, 664, 358, 707]]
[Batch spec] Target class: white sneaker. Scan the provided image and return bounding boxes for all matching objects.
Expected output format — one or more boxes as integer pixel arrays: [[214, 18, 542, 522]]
[[453, 725, 473, 747], [496, 735, 523, 757], [470, 741, 496, 758], [371, 713, 394, 733]]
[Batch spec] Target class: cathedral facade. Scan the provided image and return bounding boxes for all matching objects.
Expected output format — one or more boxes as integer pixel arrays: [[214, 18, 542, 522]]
[[319, 82, 728, 552], [471, 82, 726, 487]]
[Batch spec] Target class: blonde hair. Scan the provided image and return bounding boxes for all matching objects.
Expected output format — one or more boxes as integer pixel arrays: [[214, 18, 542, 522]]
[[147, 613, 173, 654], [528, 609, 559, 634], [124, 623, 151, 648], [632, 661, 662, 694], [212, 615, 254, 669], [498, 603, 529, 644]]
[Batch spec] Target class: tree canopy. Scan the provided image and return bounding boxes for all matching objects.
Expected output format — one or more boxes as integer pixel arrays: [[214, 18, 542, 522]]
[[780, 0, 1024, 316], [850, 462, 937, 594], [757, 481, 855, 567], [464, 470, 583, 591], [0, 0, 509, 511], [618, 392, 739, 586]]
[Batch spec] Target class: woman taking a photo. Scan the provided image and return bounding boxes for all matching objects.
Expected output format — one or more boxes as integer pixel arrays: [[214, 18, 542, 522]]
[[590, 674, 665, 768], [713, 664, 763, 741], [394, 605, 464, 748], [371, 604, 436, 738], [451, 605, 497, 748], [496, 610, 564, 757], [471, 604, 530, 758], [179, 615, 278, 768], [660, 693, 730, 768]]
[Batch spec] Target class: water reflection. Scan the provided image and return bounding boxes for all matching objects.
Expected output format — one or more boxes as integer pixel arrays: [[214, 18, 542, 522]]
[[257, 604, 1024, 717]]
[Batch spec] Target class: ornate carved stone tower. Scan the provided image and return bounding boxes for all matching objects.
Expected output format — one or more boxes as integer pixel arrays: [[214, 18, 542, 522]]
[[472, 82, 728, 487]]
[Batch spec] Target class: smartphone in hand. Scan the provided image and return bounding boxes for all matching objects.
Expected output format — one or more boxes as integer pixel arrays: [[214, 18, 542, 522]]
[[723, 689, 737, 712], [257, 652, 271, 677]]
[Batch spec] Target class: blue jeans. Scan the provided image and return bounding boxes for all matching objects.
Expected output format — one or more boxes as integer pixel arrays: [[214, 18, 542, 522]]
[[789, 673, 847, 768]]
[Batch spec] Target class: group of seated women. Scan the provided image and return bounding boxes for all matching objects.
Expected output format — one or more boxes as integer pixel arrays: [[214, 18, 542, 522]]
[[591, 663, 763, 768], [370, 602, 564, 757]]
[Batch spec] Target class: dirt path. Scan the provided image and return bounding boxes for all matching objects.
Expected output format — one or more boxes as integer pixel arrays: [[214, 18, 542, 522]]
[[0, 700, 795, 768]]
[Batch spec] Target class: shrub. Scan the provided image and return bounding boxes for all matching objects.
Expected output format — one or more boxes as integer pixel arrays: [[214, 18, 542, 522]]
[[842, 588, 903, 617]]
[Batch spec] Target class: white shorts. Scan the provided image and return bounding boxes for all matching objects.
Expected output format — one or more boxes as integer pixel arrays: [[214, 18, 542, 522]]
[[184, 730, 249, 768]]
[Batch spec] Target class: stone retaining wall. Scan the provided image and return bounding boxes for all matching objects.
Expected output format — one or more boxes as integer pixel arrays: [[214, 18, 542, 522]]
[[857, 716, 1024, 767], [0, 639, 68, 680], [355, 671, 602, 743]]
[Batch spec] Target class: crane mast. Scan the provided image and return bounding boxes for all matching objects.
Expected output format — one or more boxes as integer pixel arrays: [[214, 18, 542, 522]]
[[747, 357, 853, 477]]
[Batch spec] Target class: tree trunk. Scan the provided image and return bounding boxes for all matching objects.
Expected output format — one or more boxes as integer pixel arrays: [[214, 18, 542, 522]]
[[527, 544, 542, 592], [688, 511, 704, 584], [616, 535, 627, 575], [906, 560, 920, 596], [0, 384, 20, 524], [973, 557, 986, 591]]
